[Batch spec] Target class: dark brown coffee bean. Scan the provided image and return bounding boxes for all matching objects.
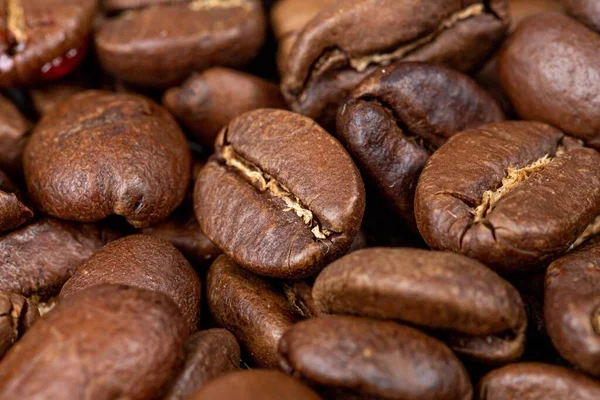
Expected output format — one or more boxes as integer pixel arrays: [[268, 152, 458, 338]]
[[279, 315, 472, 400], [477, 362, 600, 400], [24, 91, 191, 228], [164, 329, 241, 400], [207, 255, 303, 368], [0, 218, 112, 299], [163, 67, 288, 150], [188, 369, 322, 400], [0, 0, 96, 87], [60, 234, 201, 333], [0, 285, 187, 400], [415, 121, 600, 274], [498, 13, 600, 149], [313, 248, 527, 365], [562, 0, 600, 32], [0, 169, 32, 233], [337, 62, 504, 228], [0, 291, 39, 358], [270, 0, 334, 73], [544, 236, 600, 376], [0, 95, 29, 177], [195, 109, 365, 278], [281, 0, 509, 127], [95, 0, 266, 88], [141, 202, 221, 265], [282, 280, 322, 319]]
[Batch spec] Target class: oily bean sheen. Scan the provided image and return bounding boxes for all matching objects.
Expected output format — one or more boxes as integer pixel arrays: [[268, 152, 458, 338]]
[[562, 0, 600, 32], [195, 109, 365, 278], [0, 95, 29, 177], [0, 169, 32, 233], [0, 218, 112, 299], [60, 235, 201, 334], [281, 0, 509, 127], [163, 67, 288, 150], [207, 255, 303, 368], [0, 291, 38, 358], [477, 362, 600, 400], [188, 370, 322, 400], [415, 121, 600, 274], [24, 91, 191, 228], [95, 0, 266, 88], [313, 248, 527, 364], [0, 285, 188, 400], [0, 0, 96, 87], [279, 315, 472, 400], [336, 62, 504, 228], [544, 236, 600, 376], [164, 329, 241, 400], [498, 13, 600, 149]]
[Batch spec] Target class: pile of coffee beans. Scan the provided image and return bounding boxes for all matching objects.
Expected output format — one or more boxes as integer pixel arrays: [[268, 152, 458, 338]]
[[0, 0, 598, 399]]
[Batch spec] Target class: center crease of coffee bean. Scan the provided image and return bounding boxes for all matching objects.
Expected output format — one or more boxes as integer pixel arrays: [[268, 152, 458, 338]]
[[472, 154, 552, 223], [6, 0, 27, 53], [188, 0, 252, 11], [221, 145, 333, 240], [571, 215, 600, 249]]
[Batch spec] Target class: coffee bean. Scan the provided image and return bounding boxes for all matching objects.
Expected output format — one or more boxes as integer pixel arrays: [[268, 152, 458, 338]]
[[0, 95, 29, 177], [0, 169, 32, 233], [279, 315, 473, 400], [164, 329, 241, 400], [24, 91, 191, 228], [498, 13, 600, 149], [477, 362, 600, 399], [0, 218, 113, 299], [30, 80, 89, 116], [195, 109, 365, 278], [509, 0, 565, 30], [187, 369, 322, 400], [0, 285, 187, 400], [562, 0, 600, 32], [545, 236, 600, 376], [207, 255, 303, 368], [313, 248, 527, 365], [282, 279, 322, 319], [0, 0, 96, 86], [95, 0, 266, 88], [163, 67, 287, 150], [60, 234, 201, 333], [0, 291, 38, 358], [281, 0, 509, 127], [337, 62, 504, 228], [415, 121, 600, 274]]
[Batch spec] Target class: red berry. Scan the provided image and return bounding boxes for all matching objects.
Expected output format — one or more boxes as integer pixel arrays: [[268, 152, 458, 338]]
[[40, 40, 89, 82]]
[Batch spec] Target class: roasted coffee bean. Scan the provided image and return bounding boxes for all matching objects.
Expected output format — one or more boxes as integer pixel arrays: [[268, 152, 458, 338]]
[[282, 280, 321, 319], [195, 109, 365, 278], [187, 369, 322, 400], [24, 91, 191, 228], [0, 291, 38, 358], [30, 80, 89, 116], [270, 0, 334, 73], [0, 0, 96, 87], [562, 0, 600, 31], [95, 0, 266, 88], [0, 285, 187, 400], [163, 67, 287, 150], [477, 362, 600, 399], [141, 201, 221, 265], [60, 234, 201, 333], [279, 315, 472, 400], [337, 62, 504, 228], [498, 13, 600, 149], [164, 329, 241, 400], [544, 236, 600, 376], [415, 121, 600, 274], [207, 255, 303, 368], [281, 0, 509, 127], [0, 169, 32, 233], [0, 95, 29, 177], [313, 248, 527, 364], [0, 218, 113, 299]]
